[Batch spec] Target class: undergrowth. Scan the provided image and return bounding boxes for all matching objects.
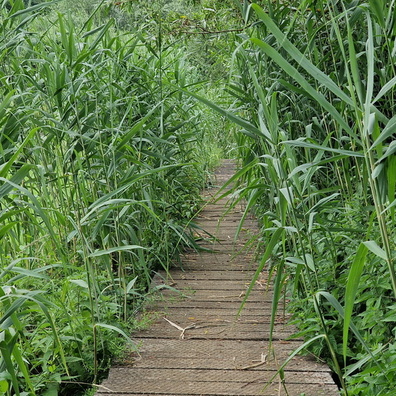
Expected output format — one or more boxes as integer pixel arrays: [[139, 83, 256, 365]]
[[188, 0, 396, 394], [0, 0, 234, 394], [3, 0, 396, 394]]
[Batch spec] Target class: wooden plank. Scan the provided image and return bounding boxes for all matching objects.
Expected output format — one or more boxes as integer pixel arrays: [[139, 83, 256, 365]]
[[151, 279, 271, 291], [155, 270, 259, 280], [155, 289, 273, 302], [134, 323, 296, 340], [143, 308, 288, 320], [99, 367, 335, 383], [127, 339, 328, 372], [96, 368, 339, 395]]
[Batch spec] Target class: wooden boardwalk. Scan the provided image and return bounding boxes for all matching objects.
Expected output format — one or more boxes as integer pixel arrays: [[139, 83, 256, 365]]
[[96, 160, 339, 396]]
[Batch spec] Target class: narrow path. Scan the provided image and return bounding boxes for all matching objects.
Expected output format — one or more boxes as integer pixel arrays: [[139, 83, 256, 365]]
[[96, 160, 339, 396]]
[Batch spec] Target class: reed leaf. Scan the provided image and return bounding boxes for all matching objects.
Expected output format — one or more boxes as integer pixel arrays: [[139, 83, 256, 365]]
[[343, 243, 368, 365]]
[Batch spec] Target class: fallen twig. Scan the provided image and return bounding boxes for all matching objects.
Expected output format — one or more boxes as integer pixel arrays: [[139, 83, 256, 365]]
[[163, 317, 196, 339], [238, 353, 267, 370]]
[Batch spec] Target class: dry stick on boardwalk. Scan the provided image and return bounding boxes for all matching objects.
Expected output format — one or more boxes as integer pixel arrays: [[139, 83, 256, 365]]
[[96, 160, 339, 396]]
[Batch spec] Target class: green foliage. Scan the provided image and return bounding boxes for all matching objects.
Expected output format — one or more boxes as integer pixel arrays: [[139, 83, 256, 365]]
[[7, 0, 396, 394], [232, 0, 396, 393], [0, 0, 233, 394], [189, 0, 396, 393]]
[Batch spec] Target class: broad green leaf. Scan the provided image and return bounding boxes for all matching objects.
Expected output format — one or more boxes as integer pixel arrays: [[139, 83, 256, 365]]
[[89, 18, 115, 52], [372, 76, 396, 104], [92, 165, 182, 207], [307, 193, 340, 214], [94, 323, 137, 350], [343, 243, 368, 365], [88, 245, 145, 258], [251, 4, 355, 108], [372, 163, 384, 179], [0, 90, 14, 121], [6, 263, 61, 284], [371, 115, 396, 149], [369, 0, 385, 28], [80, 0, 107, 32], [279, 187, 293, 205], [0, 380, 8, 393], [344, 345, 385, 377], [81, 199, 139, 224], [283, 139, 364, 157], [83, 22, 109, 38], [0, 223, 17, 239], [70, 280, 89, 289], [304, 254, 315, 272], [251, 37, 356, 139], [238, 227, 284, 315], [126, 276, 138, 294], [363, 240, 387, 260], [7, 267, 49, 281], [8, 0, 60, 18], [181, 88, 267, 141], [116, 104, 160, 151], [42, 383, 59, 396], [285, 257, 305, 265], [376, 141, 396, 164], [383, 197, 396, 212]]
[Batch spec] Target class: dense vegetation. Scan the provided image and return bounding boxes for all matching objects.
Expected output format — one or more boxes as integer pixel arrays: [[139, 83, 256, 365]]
[[0, 0, 231, 394], [222, 1, 396, 395], [1, 0, 396, 395]]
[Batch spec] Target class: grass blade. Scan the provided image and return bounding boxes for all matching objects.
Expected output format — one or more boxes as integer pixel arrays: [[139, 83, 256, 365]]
[[343, 243, 368, 365], [250, 38, 356, 139], [251, 4, 355, 107]]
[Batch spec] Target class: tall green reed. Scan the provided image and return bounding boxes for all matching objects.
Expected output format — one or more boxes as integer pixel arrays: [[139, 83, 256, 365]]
[[242, 1, 396, 392], [0, 1, 213, 393], [187, 0, 396, 393]]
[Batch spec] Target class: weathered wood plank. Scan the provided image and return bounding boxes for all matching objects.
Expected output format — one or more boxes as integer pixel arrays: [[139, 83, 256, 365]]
[[96, 368, 339, 395]]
